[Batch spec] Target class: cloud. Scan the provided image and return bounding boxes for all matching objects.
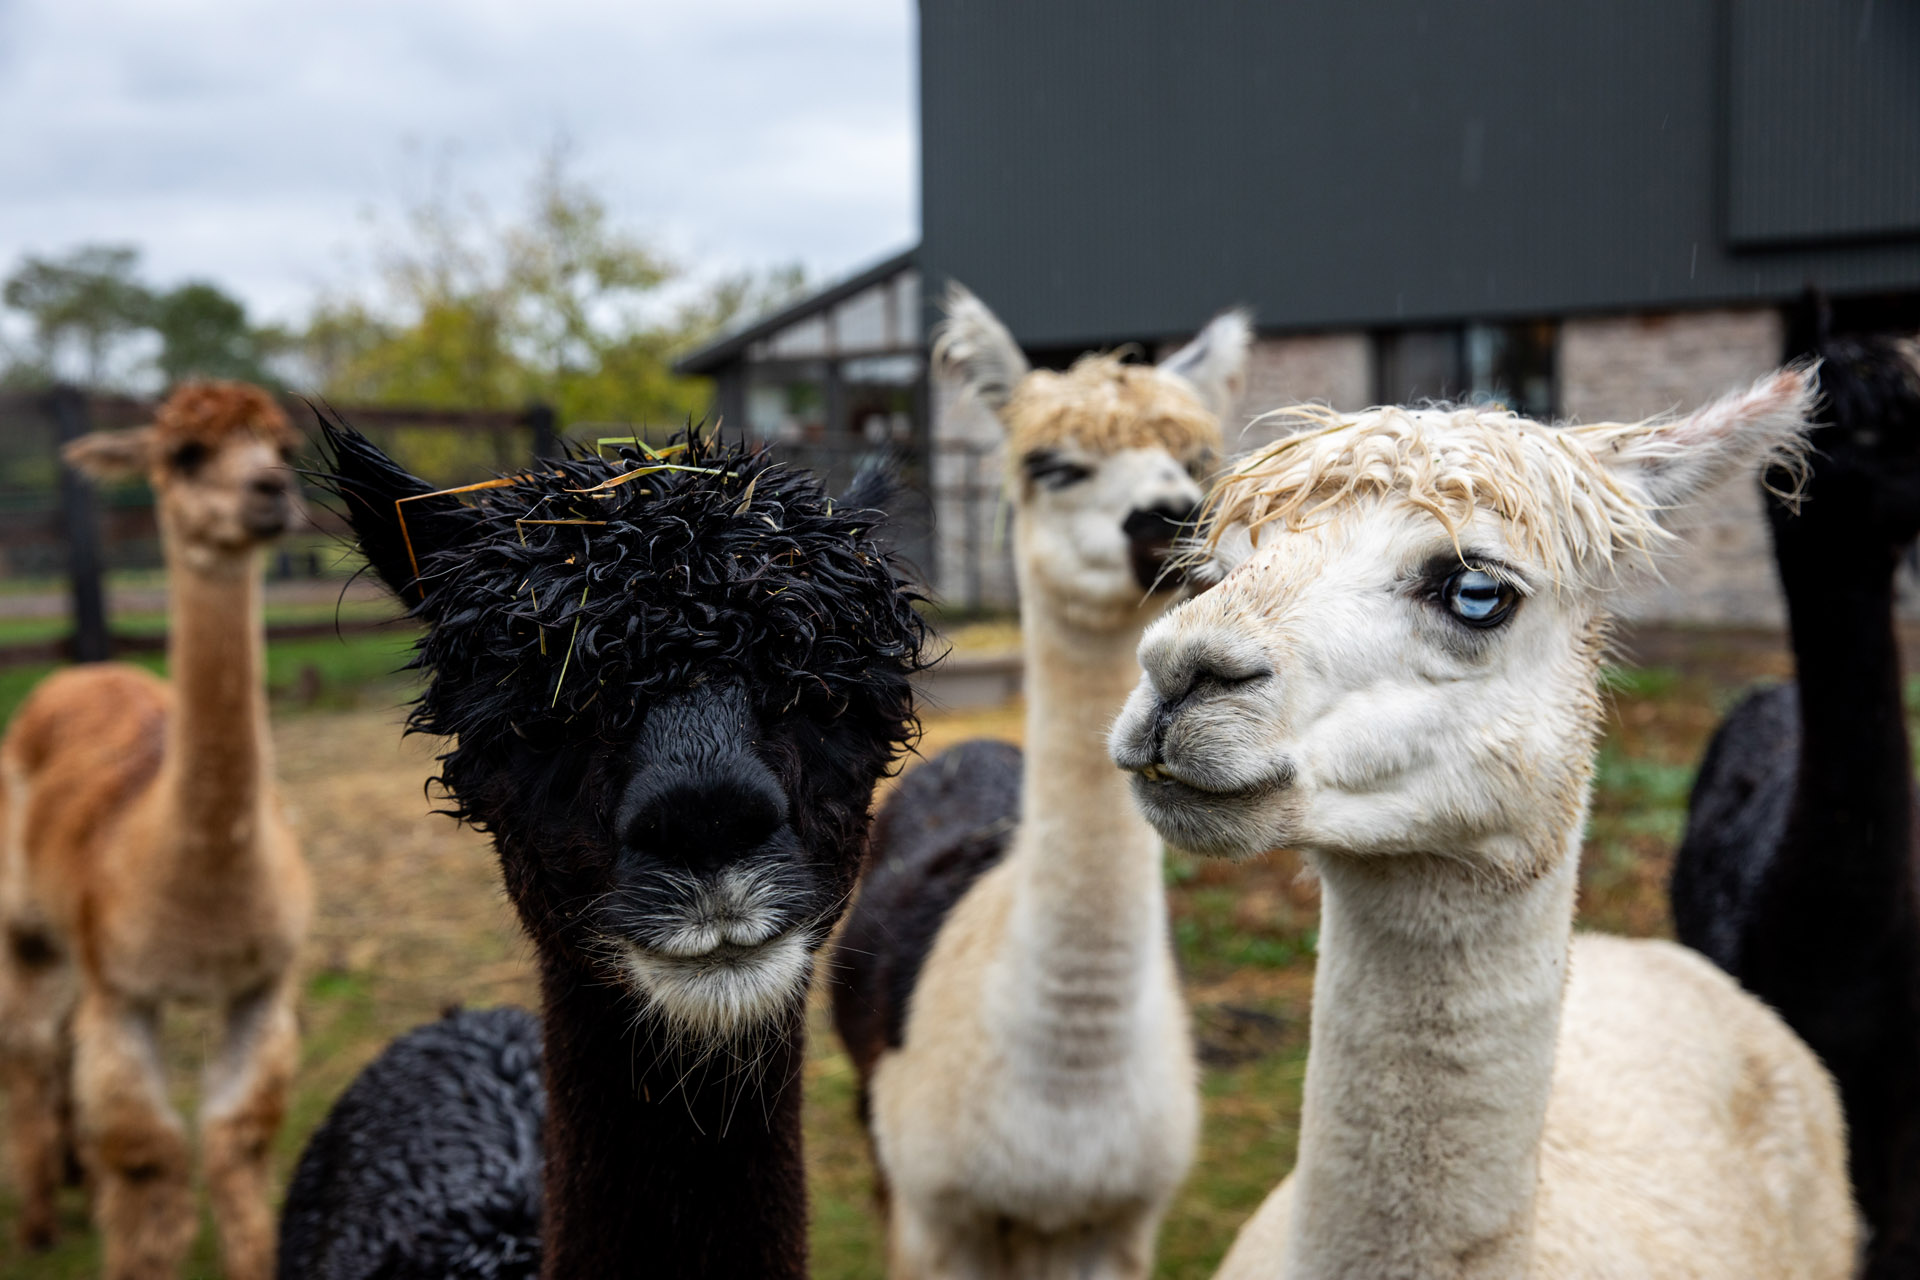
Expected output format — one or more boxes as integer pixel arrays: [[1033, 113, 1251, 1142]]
[[0, 0, 915, 323]]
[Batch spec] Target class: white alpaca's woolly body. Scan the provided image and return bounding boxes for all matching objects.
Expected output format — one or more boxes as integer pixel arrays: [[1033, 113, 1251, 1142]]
[[1112, 371, 1856, 1279]]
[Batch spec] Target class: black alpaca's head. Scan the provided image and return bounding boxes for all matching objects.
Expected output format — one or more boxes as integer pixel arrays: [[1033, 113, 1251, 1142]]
[[319, 417, 928, 1043], [1775, 305, 1920, 550], [1800, 335, 1920, 544]]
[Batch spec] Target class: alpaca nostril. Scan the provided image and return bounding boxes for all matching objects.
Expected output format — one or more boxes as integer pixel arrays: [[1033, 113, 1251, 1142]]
[[1122, 503, 1201, 546], [623, 773, 788, 870], [249, 474, 291, 502]]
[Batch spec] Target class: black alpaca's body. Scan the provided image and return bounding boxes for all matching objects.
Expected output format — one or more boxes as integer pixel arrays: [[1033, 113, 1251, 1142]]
[[830, 738, 1022, 1105], [278, 1008, 543, 1280], [1672, 326, 1920, 1272], [278, 421, 925, 1280]]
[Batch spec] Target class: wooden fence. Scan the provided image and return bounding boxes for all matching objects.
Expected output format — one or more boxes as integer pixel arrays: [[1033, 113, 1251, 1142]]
[[0, 388, 558, 666]]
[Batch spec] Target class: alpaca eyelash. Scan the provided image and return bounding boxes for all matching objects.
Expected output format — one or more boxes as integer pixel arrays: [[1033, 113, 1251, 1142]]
[[1408, 552, 1531, 599], [1022, 451, 1094, 490]]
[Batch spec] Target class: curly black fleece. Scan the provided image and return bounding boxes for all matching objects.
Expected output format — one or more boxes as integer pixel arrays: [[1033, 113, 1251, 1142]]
[[294, 417, 932, 1279], [313, 412, 928, 838], [276, 1007, 544, 1280]]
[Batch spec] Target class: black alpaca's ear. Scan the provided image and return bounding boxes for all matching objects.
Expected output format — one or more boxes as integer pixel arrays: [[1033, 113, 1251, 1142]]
[[313, 408, 482, 610], [838, 461, 898, 519]]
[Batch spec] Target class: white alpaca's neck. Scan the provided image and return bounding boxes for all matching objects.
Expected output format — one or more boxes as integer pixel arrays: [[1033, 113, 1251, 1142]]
[[994, 586, 1172, 1077], [1285, 835, 1580, 1280], [160, 545, 271, 878]]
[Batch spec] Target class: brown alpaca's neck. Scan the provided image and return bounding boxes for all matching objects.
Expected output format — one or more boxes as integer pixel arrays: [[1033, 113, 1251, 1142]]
[[160, 546, 271, 875]]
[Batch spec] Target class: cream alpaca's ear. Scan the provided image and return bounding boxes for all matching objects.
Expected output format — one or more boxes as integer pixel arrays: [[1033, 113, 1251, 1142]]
[[63, 426, 157, 481], [932, 282, 1030, 414], [1160, 308, 1252, 421], [1593, 366, 1817, 522]]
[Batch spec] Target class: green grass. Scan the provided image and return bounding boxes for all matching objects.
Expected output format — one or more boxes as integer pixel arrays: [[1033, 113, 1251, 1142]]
[[0, 629, 419, 729], [0, 658, 1738, 1277], [0, 600, 396, 648]]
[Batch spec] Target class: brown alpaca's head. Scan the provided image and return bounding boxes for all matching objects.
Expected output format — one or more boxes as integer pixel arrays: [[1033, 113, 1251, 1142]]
[[65, 381, 304, 558]]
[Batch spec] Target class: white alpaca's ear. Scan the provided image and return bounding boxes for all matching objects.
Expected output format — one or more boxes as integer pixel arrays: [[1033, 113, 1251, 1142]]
[[932, 283, 1030, 414], [1160, 308, 1253, 421], [1593, 366, 1817, 522], [63, 426, 157, 481]]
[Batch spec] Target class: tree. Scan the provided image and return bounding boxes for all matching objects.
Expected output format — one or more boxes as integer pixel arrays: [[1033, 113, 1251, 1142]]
[[299, 149, 797, 430], [2, 245, 153, 388], [151, 281, 282, 386]]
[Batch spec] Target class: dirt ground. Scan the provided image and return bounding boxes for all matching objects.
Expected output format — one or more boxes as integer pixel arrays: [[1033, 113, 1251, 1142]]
[[0, 628, 1804, 1278]]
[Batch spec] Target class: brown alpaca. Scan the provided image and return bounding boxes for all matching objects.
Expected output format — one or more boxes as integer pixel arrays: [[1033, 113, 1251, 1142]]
[[0, 382, 312, 1280]]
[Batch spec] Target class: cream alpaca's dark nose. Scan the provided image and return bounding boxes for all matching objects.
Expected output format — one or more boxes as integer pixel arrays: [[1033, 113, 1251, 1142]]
[[1124, 502, 1203, 590], [1122, 502, 1200, 545]]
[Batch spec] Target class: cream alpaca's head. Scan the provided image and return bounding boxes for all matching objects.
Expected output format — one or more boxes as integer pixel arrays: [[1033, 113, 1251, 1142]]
[[935, 284, 1248, 629], [1110, 369, 1816, 872], [64, 381, 303, 567]]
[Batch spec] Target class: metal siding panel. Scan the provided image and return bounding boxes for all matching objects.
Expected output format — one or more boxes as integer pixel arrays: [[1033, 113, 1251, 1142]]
[[920, 0, 1920, 344], [1728, 0, 1920, 245]]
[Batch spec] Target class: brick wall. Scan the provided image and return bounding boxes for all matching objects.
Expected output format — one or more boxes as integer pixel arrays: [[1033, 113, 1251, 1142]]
[[928, 374, 1018, 610], [1559, 308, 1789, 626], [1229, 333, 1373, 453]]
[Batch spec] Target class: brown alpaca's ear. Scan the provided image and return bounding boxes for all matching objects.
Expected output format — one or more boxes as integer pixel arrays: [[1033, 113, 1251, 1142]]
[[63, 427, 157, 481]]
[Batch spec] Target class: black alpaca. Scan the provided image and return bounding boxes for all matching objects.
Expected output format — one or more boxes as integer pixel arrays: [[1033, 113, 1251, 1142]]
[[1672, 318, 1920, 1273], [277, 420, 927, 1280], [830, 737, 1022, 1102]]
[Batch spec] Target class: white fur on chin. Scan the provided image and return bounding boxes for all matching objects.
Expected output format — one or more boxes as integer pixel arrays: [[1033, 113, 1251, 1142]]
[[619, 932, 810, 1042]]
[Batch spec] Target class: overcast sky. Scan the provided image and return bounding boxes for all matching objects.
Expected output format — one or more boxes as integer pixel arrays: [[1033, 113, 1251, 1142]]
[[0, 0, 916, 325]]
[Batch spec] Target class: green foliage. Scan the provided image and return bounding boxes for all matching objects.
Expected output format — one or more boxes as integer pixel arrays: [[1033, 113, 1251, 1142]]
[[1, 155, 808, 425], [151, 281, 286, 386], [0, 248, 291, 393], [2, 245, 153, 387], [304, 149, 793, 429]]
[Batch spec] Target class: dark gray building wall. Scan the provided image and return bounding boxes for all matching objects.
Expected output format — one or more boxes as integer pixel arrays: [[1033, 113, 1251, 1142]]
[[920, 0, 1920, 348]]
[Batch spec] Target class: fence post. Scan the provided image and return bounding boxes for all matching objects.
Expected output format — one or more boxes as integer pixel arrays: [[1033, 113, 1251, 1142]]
[[46, 384, 111, 663], [525, 402, 558, 461]]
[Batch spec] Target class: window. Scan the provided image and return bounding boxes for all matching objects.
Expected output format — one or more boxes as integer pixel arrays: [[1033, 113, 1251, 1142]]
[[1375, 321, 1558, 418]]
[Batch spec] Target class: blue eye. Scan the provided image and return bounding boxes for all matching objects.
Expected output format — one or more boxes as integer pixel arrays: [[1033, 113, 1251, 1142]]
[[1444, 568, 1517, 628]]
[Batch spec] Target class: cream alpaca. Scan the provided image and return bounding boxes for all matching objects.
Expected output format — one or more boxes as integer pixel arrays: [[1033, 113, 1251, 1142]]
[[0, 382, 312, 1280], [1110, 370, 1857, 1279], [831, 286, 1248, 1278]]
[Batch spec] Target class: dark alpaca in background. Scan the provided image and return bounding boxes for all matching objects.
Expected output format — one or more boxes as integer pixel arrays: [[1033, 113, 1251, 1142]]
[[830, 738, 1022, 1107], [276, 421, 927, 1280], [1672, 300, 1920, 1275], [278, 1008, 542, 1280]]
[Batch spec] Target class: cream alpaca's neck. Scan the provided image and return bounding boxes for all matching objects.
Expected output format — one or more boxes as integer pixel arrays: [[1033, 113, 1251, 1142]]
[[1286, 833, 1581, 1280], [160, 543, 272, 875], [996, 584, 1172, 1083], [1014, 592, 1165, 918]]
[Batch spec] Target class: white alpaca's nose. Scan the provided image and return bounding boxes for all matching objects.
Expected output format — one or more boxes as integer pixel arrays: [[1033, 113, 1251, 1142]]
[[1112, 626, 1271, 770]]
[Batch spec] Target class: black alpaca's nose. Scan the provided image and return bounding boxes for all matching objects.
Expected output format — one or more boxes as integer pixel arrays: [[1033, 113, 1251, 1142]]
[[622, 768, 788, 870]]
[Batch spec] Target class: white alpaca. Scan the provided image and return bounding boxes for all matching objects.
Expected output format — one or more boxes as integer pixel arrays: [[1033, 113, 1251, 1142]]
[[831, 285, 1249, 1279], [1108, 372, 1858, 1279]]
